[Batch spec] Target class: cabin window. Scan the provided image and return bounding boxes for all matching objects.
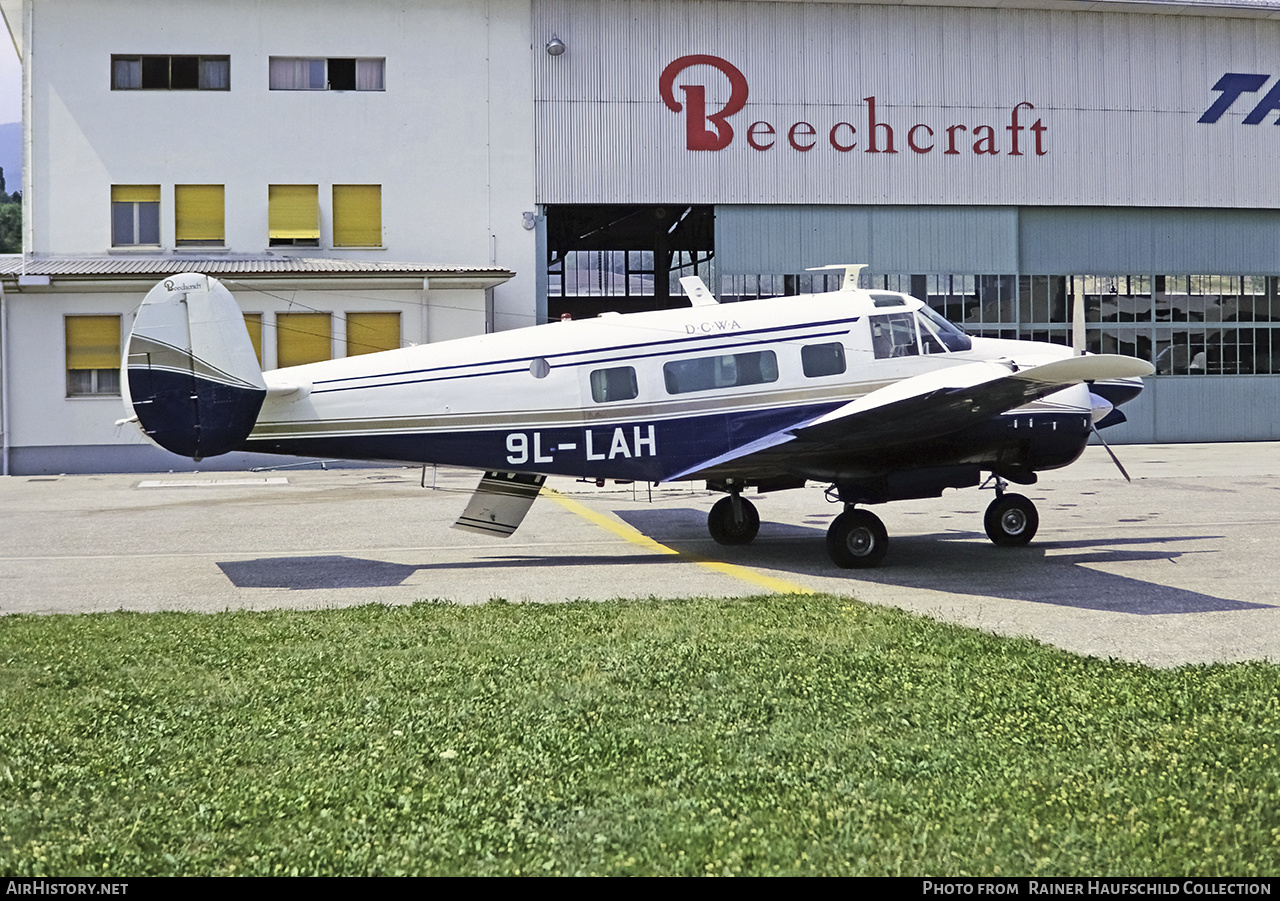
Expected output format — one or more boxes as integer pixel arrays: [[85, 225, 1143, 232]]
[[870, 313, 920, 359], [801, 342, 846, 377], [663, 350, 778, 395], [917, 305, 973, 352], [590, 366, 638, 402]]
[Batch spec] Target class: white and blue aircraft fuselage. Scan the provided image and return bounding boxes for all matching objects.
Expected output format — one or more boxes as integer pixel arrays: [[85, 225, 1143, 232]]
[[122, 267, 1152, 567]]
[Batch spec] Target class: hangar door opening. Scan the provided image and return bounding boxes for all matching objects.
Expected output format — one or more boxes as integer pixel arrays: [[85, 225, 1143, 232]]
[[544, 205, 714, 320]]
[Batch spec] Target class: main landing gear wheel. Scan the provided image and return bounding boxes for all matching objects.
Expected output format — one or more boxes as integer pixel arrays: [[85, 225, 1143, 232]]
[[708, 496, 760, 546], [984, 493, 1039, 547], [826, 508, 889, 569]]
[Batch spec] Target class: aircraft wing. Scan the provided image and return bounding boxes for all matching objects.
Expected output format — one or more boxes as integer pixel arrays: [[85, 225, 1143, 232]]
[[664, 354, 1154, 481]]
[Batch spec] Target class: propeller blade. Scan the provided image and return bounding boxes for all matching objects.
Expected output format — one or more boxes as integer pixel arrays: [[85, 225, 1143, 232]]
[[1091, 423, 1131, 483]]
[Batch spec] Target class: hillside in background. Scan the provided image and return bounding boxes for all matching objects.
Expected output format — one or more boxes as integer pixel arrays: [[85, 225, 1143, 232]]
[[0, 122, 20, 192]]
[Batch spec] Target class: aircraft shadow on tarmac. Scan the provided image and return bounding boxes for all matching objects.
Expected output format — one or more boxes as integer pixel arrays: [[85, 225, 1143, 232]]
[[214, 511, 1269, 615], [613, 508, 1270, 616], [216, 552, 688, 590]]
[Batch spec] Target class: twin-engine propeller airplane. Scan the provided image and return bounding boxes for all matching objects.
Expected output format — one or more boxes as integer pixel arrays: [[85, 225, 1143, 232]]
[[121, 266, 1152, 568]]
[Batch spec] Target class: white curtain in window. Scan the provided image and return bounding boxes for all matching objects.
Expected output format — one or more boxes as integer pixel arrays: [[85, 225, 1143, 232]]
[[270, 57, 319, 90], [355, 59, 385, 91], [113, 58, 141, 89], [201, 58, 229, 90]]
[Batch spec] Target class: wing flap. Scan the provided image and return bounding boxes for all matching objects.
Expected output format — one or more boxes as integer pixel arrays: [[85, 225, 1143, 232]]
[[452, 471, 547, 537]]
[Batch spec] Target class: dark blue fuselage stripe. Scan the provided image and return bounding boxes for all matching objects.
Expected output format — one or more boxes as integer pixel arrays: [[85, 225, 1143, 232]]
[[244, 403, 841, 482], [308, 316, 862, 391], [241, 406, 1094, 484], [309, 324, 858, 396]]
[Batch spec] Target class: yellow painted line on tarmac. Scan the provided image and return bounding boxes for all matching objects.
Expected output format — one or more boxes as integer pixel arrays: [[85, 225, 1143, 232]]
[[543, 488, 814, 595]]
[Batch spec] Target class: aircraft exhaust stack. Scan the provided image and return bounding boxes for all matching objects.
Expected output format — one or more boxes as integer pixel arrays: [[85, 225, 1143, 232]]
[[123, 274, 266, 460]]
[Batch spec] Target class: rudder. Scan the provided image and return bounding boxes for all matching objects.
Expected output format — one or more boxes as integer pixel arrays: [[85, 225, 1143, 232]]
[[124, 274, 266, 460]]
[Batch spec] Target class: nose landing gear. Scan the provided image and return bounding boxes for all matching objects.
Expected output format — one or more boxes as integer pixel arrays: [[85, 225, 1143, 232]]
[[982, 477, 1039, 546]]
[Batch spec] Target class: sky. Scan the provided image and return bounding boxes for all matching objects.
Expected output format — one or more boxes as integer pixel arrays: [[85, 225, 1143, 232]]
[[2, 32, 18, 123]]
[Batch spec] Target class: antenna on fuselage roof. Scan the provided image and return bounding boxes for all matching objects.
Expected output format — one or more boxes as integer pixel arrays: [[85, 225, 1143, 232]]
[[678, 275, 718, 306], [807, 264, 868, 292]]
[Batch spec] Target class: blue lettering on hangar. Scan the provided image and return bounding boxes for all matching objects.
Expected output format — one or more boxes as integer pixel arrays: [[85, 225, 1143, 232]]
[[1199, 73, 1280, 124]]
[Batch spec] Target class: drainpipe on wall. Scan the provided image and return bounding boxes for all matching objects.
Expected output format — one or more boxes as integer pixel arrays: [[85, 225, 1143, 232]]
[[1, 279, 9, 477]]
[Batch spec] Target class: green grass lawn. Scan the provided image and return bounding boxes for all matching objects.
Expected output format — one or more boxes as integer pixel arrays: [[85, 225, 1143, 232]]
[[1, 595, 1277, 876]]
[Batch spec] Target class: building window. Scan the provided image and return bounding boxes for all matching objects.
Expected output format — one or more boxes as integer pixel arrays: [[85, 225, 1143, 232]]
[[175, 185, 225, 247], [268, 185, 319, 247], [332, 185, 382, 247], [269, 58, 384, 91], [111, 185, 160, 247], [66, 316, 121, 397], [345, 312, 400, 356], [242, 313, 263, 367], [276, 312, 332, 368], [111, 55, 229, 90]]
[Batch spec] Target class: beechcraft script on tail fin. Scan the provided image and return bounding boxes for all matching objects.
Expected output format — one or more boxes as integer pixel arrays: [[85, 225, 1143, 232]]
[[119, 267, 1152, 568]]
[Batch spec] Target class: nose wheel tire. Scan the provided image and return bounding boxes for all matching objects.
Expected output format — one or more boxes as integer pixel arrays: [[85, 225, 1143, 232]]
[[984, 493, 1039, 546], [826, 509, 889, 568], [708, 496, 760, 546]]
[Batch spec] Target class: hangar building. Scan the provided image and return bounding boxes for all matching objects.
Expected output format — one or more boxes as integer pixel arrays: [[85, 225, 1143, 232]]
[[1, 0, 1278, 474]]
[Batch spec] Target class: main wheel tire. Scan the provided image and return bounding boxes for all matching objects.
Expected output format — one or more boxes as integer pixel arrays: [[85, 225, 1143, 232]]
[[826, 509, 889, 569], [708, 496, 760, 546], [984, 493, 1039, 546]]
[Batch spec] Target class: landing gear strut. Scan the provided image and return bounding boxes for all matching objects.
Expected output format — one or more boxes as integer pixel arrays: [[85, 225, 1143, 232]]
[[826, 507, 888, 569], [708, 494, 760, 546]]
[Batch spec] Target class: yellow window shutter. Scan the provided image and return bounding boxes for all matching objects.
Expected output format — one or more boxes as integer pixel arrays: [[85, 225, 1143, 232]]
[[346, 312, 400, 356], [276, 312, 332, 368], [175, 185, 225, 243], [242, 313, 263, 366], [111, 185, 160, 203], [268, 185, 320, 240], [66, 316, 122, 370], [332, 185, 382, 247]]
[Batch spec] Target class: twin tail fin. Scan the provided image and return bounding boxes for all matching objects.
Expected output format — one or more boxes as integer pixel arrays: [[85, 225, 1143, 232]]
[[123, 274, 266, 461]]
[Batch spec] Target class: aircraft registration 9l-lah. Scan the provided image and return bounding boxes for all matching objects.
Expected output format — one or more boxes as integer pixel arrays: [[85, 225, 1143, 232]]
[[120, 266, 1153, 568]]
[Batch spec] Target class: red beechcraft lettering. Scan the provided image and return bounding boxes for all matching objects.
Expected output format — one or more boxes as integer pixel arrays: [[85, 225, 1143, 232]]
[[659, 54, 1049, 156], [119, 265, 1151, 567]]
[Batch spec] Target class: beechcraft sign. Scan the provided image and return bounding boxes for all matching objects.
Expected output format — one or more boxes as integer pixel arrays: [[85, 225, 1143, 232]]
[[658, 54, 1050, 157]]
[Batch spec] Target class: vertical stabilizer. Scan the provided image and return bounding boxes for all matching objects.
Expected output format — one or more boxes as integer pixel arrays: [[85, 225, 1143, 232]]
[[124, 274, 266, 460]]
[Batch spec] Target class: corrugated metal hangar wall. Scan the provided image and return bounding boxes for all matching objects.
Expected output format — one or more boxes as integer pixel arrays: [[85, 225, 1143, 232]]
[[716, 207, 1280, 279]]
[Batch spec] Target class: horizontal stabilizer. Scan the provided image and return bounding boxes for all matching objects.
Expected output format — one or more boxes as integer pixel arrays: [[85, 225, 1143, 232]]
[[452, 471, 547, 537], [124, 274, 266, 460]]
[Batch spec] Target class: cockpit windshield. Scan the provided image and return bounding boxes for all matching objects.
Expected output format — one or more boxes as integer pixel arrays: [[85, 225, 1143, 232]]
[[916, 305, 972, 352]]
